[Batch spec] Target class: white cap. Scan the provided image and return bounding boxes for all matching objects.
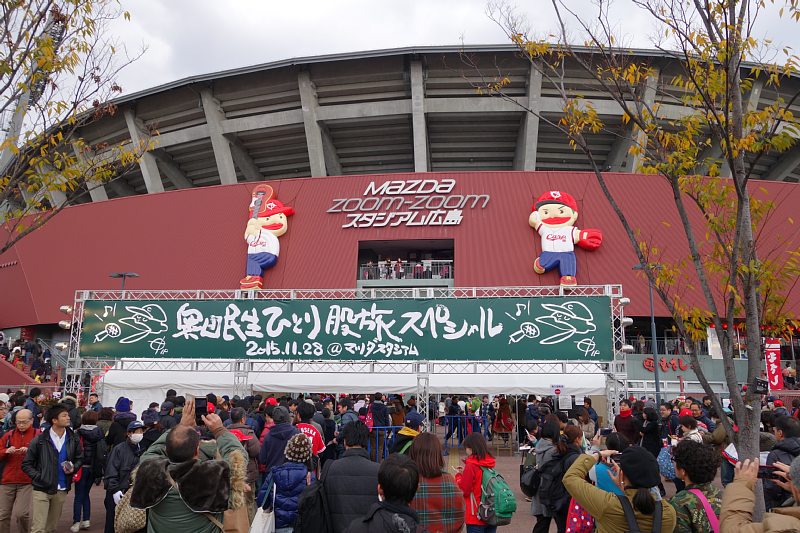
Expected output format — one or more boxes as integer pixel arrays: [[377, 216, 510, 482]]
[[0, 393, 9, 404]]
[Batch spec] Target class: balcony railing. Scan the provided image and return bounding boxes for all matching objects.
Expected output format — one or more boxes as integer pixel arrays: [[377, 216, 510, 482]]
[[629, 337, 748, 358], [359, 260, 454, 281]]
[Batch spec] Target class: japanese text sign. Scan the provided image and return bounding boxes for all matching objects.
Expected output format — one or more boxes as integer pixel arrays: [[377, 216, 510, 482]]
[[765, 338, 784, 390], [643, 357, 689, 373], [78, 296, 613, 361]]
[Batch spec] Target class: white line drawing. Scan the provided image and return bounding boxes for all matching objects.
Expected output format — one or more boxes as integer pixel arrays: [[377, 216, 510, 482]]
[[94, 323, 121, 343], [509, 322, 540, 344], [119, 304, 168, 344], [535, 301, 596, 345]]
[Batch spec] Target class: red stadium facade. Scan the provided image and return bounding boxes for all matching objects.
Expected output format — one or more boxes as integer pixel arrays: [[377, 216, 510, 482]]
[[2, 170, 800, 330]]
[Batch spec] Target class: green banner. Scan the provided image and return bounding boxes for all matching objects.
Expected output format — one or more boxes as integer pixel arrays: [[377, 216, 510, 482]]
[[79, 297, 613, 361]]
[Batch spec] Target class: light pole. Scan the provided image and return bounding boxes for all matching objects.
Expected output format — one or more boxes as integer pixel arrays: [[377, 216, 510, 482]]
[[109, 272, 139, 291], [633, 263, 662, 405]]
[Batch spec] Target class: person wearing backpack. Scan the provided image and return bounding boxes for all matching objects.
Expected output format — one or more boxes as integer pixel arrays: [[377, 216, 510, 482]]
[[531, 416, 560, 533], [541, 426, 584, 532], [70, 410, 105, 532], [668, 439, 722, 532], [563, 446, 677, 533], [455, 432, 504, 532]]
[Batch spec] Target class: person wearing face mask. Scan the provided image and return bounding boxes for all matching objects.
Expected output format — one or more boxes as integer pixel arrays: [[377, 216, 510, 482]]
[[103, 420, 144, 533]]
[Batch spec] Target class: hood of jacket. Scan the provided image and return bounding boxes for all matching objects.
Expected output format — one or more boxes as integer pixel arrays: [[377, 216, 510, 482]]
[[113, 411, 136, 426], [77, 425, 104, 443], [268, 422, 298, 442], [465, 454, 496, 469], [359, 501, 420, 533], [61, 397, 77, 409], [130, 457, 231, 513], [775, 436, 800, 456], [228, 423, 256, 438]]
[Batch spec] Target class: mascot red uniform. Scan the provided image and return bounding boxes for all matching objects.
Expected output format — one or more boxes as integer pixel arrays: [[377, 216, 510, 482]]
[[529, 190, 602, 286], [239, 184, 295, 290]]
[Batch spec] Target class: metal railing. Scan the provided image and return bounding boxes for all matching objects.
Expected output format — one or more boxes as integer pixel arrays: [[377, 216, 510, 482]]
[[365, 425, 404, 462], [440, 415, 491, 450], [630, 337, 714, 357], [358, 260, 454, 281]]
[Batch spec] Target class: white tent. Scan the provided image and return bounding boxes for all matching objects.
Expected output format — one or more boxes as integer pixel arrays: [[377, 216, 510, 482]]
[[100, 365, 606, 406], [100, 369, 236, 414]]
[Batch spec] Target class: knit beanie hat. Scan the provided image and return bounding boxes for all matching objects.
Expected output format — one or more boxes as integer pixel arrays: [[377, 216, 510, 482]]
[[284, 434, 312, 464], [115, 397, 131, 413], [619, 446, 661, 488]]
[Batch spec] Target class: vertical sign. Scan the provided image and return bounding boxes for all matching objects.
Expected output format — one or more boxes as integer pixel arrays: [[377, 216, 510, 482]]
[[765, 338, 784, 391]]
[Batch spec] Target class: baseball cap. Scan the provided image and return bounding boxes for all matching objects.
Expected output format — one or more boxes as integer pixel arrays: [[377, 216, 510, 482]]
[[159, 401, 174, 415], [0, 393, 10, 404], [127, 420, 144, 432], [405, 411, 425, 430], [142, 411, 160, 426], [265, 397, 278, 407]]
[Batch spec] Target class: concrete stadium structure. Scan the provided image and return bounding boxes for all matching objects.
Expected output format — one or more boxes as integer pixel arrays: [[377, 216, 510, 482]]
[[49, 44, 800, 207]]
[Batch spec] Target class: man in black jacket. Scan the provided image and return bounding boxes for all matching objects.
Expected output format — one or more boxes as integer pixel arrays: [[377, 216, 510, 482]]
[[765, 415, 800, 510], [22, 404, 83, 533], [323, 421, 379, 533], [344, 453, 420, 533], [369, 393, 391, 461], [103, 420, 144, 533]]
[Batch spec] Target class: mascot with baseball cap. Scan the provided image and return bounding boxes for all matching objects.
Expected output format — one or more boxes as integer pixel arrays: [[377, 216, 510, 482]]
[[529, 190, 602, 286], [240, 184, 295, 290]]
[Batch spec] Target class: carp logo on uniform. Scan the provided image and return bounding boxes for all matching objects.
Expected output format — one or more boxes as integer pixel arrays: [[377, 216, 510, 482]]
[[239, 184, 295, 290], [528, 190, 603, 286]]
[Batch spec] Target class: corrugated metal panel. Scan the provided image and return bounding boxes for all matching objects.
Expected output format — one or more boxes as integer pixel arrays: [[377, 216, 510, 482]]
[[2, 171, 800, 328]]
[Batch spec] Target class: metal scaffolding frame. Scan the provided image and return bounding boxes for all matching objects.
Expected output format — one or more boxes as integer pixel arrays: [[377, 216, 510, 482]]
[[65, 285, 629, 425]]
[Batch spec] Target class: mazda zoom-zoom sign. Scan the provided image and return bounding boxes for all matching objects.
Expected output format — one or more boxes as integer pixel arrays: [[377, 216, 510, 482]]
[[79, 297, 613, 361], [327, 178, 489, 228]]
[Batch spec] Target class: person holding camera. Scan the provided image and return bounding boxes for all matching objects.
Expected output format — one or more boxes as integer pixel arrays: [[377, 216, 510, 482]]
[[22, 404, 83, 533], [130, 397, 247, 533], [720, 457, 800, 530]]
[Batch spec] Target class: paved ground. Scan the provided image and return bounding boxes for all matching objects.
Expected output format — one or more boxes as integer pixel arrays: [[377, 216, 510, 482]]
[[43, 428, 688, 533]]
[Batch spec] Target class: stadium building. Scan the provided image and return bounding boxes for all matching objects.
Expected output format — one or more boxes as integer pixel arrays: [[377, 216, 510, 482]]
[[1, 45, 799, 403]]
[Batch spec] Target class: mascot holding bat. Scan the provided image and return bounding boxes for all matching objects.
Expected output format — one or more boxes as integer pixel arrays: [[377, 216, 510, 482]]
[[239, 184, 295, 290]]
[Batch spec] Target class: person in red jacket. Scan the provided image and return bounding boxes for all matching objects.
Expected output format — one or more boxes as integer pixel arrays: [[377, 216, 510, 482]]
[[0, 408, 37, 533], [455, 432, 497, 533]]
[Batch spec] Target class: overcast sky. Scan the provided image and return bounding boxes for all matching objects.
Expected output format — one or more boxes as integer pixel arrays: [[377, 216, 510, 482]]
[[109, 0, 796, 96]]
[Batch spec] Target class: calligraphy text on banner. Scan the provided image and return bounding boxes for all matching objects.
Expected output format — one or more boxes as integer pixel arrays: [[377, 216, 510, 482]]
[[78, 297, 613, 361], [765, 338, 784, 391]]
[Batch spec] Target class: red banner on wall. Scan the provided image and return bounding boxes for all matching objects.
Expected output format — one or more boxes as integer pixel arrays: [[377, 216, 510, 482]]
[[765, 338, 784, 391]]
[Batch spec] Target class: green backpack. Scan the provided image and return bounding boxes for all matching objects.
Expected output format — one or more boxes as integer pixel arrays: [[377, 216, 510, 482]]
[[471, 467, 517, 526]]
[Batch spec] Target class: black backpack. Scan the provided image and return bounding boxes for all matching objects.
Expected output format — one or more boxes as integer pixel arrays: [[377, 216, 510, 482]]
[[294, 472, 331, 533], [92, 439, 109, 482], [537, 452, 574, 512], [617, 495, 663, 533]]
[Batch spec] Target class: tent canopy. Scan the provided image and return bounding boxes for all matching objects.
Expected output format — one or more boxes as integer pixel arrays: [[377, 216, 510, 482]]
[[100, 367, 606, 407]]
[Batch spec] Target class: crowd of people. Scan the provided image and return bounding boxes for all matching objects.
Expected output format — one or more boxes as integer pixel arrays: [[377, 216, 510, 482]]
[[0, 388, 798, 532], [0, 340, 56, 383]]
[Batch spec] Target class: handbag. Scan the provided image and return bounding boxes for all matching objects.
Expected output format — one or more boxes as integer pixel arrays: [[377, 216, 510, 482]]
[[564, 497, 594, 533], [249, 483, 275, 533], [657, 445, 676, 480], [223, 505, 250, 533], [115, 486, 146, 533], [688, 488, 719, 533]]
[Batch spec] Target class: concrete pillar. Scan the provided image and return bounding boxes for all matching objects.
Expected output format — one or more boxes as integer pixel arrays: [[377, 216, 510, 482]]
[[225, 134, 263, 182], [123, 109, 164, 193], [630, 68, 659, 172], [297, 71, 327, 177], [199, 88, 238, 185], [151, 149, 192, 189], [516, 63, 542, 170], [410, 60, 428, 172], [72, 144, 108, 202]]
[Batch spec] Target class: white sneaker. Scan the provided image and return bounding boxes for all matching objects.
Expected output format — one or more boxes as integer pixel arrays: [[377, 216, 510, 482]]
[[70, 523, 80, 533], [81, 521, 90, 530]]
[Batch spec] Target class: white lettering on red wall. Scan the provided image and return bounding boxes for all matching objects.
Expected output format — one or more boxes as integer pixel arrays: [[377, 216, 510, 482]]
[[327, 178, 490, 228]]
